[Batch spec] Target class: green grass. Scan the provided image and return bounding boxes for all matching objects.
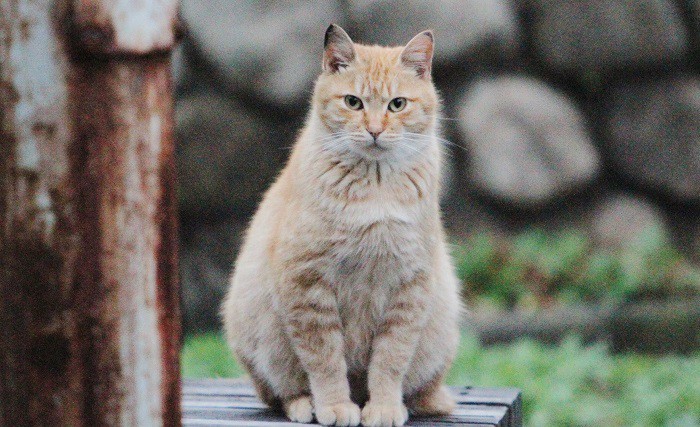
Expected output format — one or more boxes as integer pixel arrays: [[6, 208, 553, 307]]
[[181, 332, 246, 378], [183, 332, 700, 427], [454, 228, 700, 312]]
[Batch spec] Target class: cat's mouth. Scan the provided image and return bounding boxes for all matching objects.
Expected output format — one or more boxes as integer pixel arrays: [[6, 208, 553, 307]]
[[362, 141, 389, 156], [370, 141, 387, 150]]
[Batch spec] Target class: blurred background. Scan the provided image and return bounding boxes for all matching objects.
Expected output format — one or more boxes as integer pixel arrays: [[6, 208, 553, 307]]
[[175, 1, 700, 425]]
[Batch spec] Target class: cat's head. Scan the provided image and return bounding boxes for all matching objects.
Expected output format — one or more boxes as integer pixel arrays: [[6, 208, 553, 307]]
[[312, 24, 439, 162]]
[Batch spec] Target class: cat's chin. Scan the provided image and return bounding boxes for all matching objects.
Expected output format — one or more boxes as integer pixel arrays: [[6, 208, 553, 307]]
[[347, 142, 392, 161], [363, 144, 389, 156]]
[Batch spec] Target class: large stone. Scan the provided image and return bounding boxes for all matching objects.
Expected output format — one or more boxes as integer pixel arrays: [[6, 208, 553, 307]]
[[693, 224, 700, 264], [348, 0, 519, 64], [456, 75, 600, 207], [180, 0, 344, 108], [665, 204, 700, 263], [176, 92, 286, 217], [692, 1, 700, 58], [589, 193, 669, 249], [692, 1, 700, 31], [527, 0, 689, 76], [604, 75, 700, 202]]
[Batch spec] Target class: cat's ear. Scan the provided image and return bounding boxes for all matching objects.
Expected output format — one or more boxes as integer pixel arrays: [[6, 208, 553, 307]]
[[400, 30, 434, 79], [323, 24, 356, 73]]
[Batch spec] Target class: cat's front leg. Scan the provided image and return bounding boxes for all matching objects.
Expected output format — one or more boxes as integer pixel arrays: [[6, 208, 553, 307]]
[[278, 273, 361, 426], [363, 271, 431, 427]]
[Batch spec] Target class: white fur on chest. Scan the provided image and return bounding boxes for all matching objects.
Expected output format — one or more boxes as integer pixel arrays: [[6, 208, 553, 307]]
[[298, 154, 439, 372], [322, 199, 427, 287], [320, 201, 430, 372]]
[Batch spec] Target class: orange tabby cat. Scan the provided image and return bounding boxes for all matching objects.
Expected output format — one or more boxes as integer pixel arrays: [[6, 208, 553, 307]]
[[222, 24, 461, 427]]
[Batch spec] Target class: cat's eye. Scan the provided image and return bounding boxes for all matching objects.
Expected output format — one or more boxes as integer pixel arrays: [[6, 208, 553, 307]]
[[388, 97, 407, 112], [344, 95, 363, 110]]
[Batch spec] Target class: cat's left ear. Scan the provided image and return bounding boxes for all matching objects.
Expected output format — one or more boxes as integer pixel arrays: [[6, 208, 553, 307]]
[[323, 24, 356, 73], [400, 30, 434, 79]]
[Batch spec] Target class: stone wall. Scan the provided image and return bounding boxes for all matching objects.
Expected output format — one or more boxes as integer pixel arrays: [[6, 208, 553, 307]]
[[175, 0, 700, 331]]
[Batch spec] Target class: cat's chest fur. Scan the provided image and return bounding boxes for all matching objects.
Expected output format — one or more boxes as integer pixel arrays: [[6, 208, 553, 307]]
[[303, 155, 438, 371], [319, 202, 431, 372], [326, 215, 425, 286]]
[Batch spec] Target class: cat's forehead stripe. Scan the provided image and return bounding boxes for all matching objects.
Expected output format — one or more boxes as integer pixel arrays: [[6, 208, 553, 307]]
[[350, 45, 405, 100], [355, 72, 400, 100]]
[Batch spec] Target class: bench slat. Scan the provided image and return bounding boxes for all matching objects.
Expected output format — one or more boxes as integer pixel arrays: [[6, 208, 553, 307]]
[[184, 422, 498, 427], [182, 379, 521, 426]]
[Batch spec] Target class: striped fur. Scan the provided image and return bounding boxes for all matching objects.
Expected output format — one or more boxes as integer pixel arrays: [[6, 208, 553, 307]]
[[222, 25, 461, 427]]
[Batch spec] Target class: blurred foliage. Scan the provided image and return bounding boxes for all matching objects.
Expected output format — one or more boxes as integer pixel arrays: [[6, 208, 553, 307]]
[[453, 227, 700, 312], [450, 334, 700, 427], [181, 332, 246, 378], [183, 332, 700, 426]]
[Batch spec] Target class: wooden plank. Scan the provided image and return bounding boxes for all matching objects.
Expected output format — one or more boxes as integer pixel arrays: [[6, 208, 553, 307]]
[[182, 379, 522, 426], [184, 382, 256, 397], [182, 404, 508, 422], [184, 398, 267, 410], [183, 408, 503, 427], [455, 387, 522, 427], [184, 420, 317, 427], [182, 418, 493, 427], [182, 393, 518, 425], [183, 422, 495, 427]]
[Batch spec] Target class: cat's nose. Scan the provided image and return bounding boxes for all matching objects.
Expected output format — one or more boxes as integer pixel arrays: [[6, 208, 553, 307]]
[[369, 130, 382, 141]]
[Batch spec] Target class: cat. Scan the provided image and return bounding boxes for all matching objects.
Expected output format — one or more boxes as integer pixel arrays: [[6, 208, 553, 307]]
[[222, 24, 461, 427]]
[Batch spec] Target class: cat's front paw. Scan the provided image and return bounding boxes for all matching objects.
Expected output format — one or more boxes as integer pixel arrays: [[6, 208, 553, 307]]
[[283, 395, 313, 423], [361, 401, 409, 427], [315, 401, 361, 426]]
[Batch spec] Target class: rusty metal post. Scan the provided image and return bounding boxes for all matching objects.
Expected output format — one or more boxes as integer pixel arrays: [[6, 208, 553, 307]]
[[0, 0, 181, 425]]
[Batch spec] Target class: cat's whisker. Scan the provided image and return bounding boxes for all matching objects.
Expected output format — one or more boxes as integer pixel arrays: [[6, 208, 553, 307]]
[[401, 133, 469, 154], [403, 145, 454, 162], [322, 141, 350, 154], [397, 138, 459, 159], [391, 142, 427, 157], [314, 132, 368, 148], [320, 137, 342, 145], [314, 134, 349, 143], [318, 130, 362, 139], [437, 140, 469, 153]]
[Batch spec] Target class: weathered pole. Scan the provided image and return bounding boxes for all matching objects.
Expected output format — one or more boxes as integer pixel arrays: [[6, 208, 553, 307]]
[[0, 0, 181, 425]]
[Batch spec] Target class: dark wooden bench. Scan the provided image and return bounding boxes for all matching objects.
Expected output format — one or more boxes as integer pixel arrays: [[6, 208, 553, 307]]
[[182, 379, 522, 426]]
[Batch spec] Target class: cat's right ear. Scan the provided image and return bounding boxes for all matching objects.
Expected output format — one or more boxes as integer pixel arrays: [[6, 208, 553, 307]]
[[401, 31, 434, 79], [323, 24, 355, 73]]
